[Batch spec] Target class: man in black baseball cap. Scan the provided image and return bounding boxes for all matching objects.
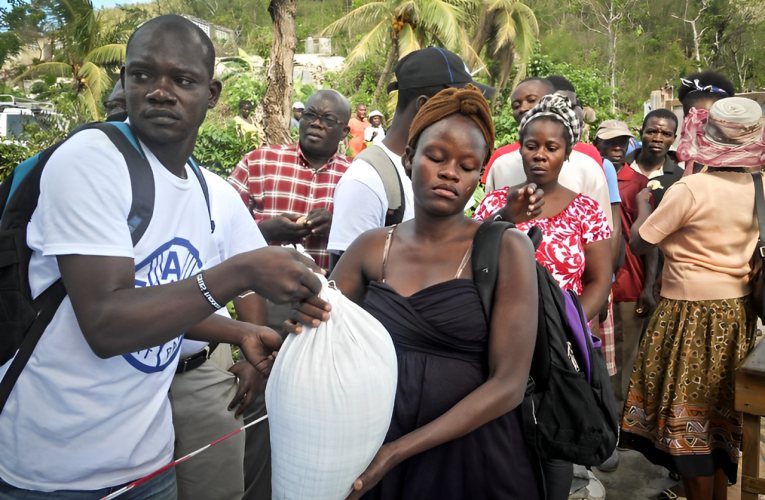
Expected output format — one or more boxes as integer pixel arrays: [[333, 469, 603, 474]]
[[387, 46, 497, 99], [328, 47, 497, 268]]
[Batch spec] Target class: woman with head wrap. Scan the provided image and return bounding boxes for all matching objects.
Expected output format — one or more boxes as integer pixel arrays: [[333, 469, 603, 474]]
[[474, 93, 613, 500], [624, 97, 764, 500], [475, 94, 612, 321], [678, 71, 736, 175], [287, 85, 543, 499]]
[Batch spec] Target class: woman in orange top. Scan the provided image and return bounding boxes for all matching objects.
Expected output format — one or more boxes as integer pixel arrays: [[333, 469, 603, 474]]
[[624, 97, 764, 500]]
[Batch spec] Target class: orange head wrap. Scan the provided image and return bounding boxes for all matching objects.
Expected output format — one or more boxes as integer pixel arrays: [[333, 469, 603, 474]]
[[407, 84, 495, 163]]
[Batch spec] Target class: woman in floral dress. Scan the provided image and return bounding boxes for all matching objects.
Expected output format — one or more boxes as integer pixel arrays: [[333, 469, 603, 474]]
[[474, 94, 613, 500]]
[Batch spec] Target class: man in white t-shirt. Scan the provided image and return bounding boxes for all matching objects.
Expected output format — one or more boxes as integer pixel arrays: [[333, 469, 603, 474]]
[[328, 48, 498, 265], [0, 16, 321, 499]]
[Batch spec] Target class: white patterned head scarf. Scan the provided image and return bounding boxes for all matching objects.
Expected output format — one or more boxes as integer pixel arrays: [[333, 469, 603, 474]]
[[519, 94, 581, 149]]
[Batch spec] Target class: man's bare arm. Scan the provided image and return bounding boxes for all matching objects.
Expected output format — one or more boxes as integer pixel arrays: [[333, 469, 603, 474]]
[[58, 247, 321, 359]]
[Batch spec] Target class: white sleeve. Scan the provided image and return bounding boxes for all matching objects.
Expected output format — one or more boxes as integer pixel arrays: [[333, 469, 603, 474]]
[[227, 188, 268, 256], [35, 130, 134, 258], [485, 152, 526, 192], [364, 127, 374, 141], [327, 176, 386, 254], [559, 155, 614, 230]]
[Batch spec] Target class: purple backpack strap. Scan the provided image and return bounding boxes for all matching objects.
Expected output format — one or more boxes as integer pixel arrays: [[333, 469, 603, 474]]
[[563, 290, 599, 382]]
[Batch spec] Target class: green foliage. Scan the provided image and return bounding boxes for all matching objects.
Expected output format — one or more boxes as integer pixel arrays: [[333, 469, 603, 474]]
[[221, 73, 268, 111], [0, 122, 70, 180], [30, 80, 47, 94], [193, 121, 260, 177], [492, 107, 519, 149], [0, 140, 30, 179], [324, 56, 388, 110]]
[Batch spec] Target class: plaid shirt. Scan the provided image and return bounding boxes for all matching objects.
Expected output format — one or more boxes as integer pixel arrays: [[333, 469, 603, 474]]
[[228, 143, 351, 269]]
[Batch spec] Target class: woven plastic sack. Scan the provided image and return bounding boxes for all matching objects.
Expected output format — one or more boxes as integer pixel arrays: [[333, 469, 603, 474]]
[[266, 275, 398, 500]]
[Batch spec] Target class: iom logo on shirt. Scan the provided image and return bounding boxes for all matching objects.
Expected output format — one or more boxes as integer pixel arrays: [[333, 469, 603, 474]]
[[123, 237, 203, 373]]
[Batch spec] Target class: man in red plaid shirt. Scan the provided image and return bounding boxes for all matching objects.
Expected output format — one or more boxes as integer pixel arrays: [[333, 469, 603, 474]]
[[228, 90, 352, 270]]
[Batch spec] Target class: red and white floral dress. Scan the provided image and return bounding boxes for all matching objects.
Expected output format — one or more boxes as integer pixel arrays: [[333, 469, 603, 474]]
[[474, 190, 611, 295]]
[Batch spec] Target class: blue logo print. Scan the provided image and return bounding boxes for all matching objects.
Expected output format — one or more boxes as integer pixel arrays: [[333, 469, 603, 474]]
[[123, 237, 203, 373]]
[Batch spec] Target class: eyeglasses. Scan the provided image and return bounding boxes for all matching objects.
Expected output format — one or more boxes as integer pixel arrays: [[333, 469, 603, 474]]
[[301, 111, 345, 128], [103, 100, 125, 112]]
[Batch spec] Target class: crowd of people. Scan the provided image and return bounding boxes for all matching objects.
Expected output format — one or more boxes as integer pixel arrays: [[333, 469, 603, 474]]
[[1, 13, 764, 500]]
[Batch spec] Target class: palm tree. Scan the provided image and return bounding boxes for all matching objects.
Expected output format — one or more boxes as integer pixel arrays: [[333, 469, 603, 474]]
[[467, 0, 538, 94], [12, 0, 128, 120], [322, 0, 478, 106]]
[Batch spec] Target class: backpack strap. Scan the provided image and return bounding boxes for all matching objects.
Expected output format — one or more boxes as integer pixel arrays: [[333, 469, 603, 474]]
[[187, 158, 215, 234], [471, 215, 515, 323], [355, 145, 405, 226], [0, 122, 158, 415]]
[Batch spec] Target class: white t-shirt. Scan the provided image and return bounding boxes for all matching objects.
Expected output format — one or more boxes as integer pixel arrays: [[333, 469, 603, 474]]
[[363, 126, 386, 145], [485, 149, 614, 230], [327, 142, 414, 254], [179, 169, 268, 357], [0, 128, 220, 491]]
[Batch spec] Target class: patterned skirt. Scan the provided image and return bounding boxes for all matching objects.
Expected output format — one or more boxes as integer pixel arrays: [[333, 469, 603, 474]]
[[620, 296, 756, 482]]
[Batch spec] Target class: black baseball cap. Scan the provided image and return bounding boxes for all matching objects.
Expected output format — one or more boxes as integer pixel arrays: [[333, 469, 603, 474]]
[[387, 47, 497, 99]]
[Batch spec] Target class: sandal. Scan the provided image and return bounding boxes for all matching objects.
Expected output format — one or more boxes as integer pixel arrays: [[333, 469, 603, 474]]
[[657, 486, 686, 500]]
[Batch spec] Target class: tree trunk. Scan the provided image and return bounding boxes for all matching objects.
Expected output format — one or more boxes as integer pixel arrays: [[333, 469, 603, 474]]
[[262, 0, 298, 146], [372, 31, 398, 107]]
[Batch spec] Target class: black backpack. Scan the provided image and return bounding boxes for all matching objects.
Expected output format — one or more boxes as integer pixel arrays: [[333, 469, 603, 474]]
[[0, 121, 213, 414], [471, 216, 619, 466]]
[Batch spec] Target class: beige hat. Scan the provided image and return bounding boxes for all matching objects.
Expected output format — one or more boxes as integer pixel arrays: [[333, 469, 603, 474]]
[[595, 120, 632, 140]]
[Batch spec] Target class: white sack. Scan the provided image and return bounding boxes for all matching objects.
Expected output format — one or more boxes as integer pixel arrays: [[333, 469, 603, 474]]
[[266, 275, 398, 500]]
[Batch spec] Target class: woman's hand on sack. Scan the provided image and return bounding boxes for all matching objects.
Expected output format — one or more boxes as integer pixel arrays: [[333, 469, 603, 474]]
[[284, 295, 332, 334], [345, 444, 399, 500], [228, 359, 266, 418], [238, 325, 283, 376], [496, 183, 545, 223]]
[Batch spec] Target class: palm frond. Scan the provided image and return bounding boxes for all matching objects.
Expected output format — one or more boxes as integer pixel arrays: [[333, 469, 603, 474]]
[[78, 81, 102, 121], [12, 62, 74, 84], [78, 61, 112, 102], [508, 5, 538, 63], [84, 44, 126, 65], [460, 28, 490, 77], [322, 2, 388, 36], [398, 24, 422, 58], [345, 19, 390, 65], [417, 0, 467, 48]]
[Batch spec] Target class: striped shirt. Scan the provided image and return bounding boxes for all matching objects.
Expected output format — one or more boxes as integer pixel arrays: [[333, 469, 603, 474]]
[[228, 143, 350, 269]]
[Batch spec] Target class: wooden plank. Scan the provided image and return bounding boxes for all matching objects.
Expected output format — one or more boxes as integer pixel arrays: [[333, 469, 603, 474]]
[[736, 370, 765, 415], [742, 476, 765, 494], [741, 413, 762, 500], [740, 338, 765, 376]]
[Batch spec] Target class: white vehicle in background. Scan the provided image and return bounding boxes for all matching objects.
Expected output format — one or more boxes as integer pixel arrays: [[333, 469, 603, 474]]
[[0, 95, 61, 138]]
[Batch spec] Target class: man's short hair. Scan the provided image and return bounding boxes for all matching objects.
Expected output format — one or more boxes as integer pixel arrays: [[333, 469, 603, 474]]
[[515, 77, 555, 95], [126, 15, 216, 79], [355, 103, 366, 109], [396, 85, 449, 111], [239, 100, 253, 110], [546, 75, 576, 93], [642, 108, 679, 133]]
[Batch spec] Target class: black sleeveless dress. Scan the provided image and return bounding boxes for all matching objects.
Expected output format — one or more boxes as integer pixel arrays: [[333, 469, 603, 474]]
[[361, 278, 542, 500]]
